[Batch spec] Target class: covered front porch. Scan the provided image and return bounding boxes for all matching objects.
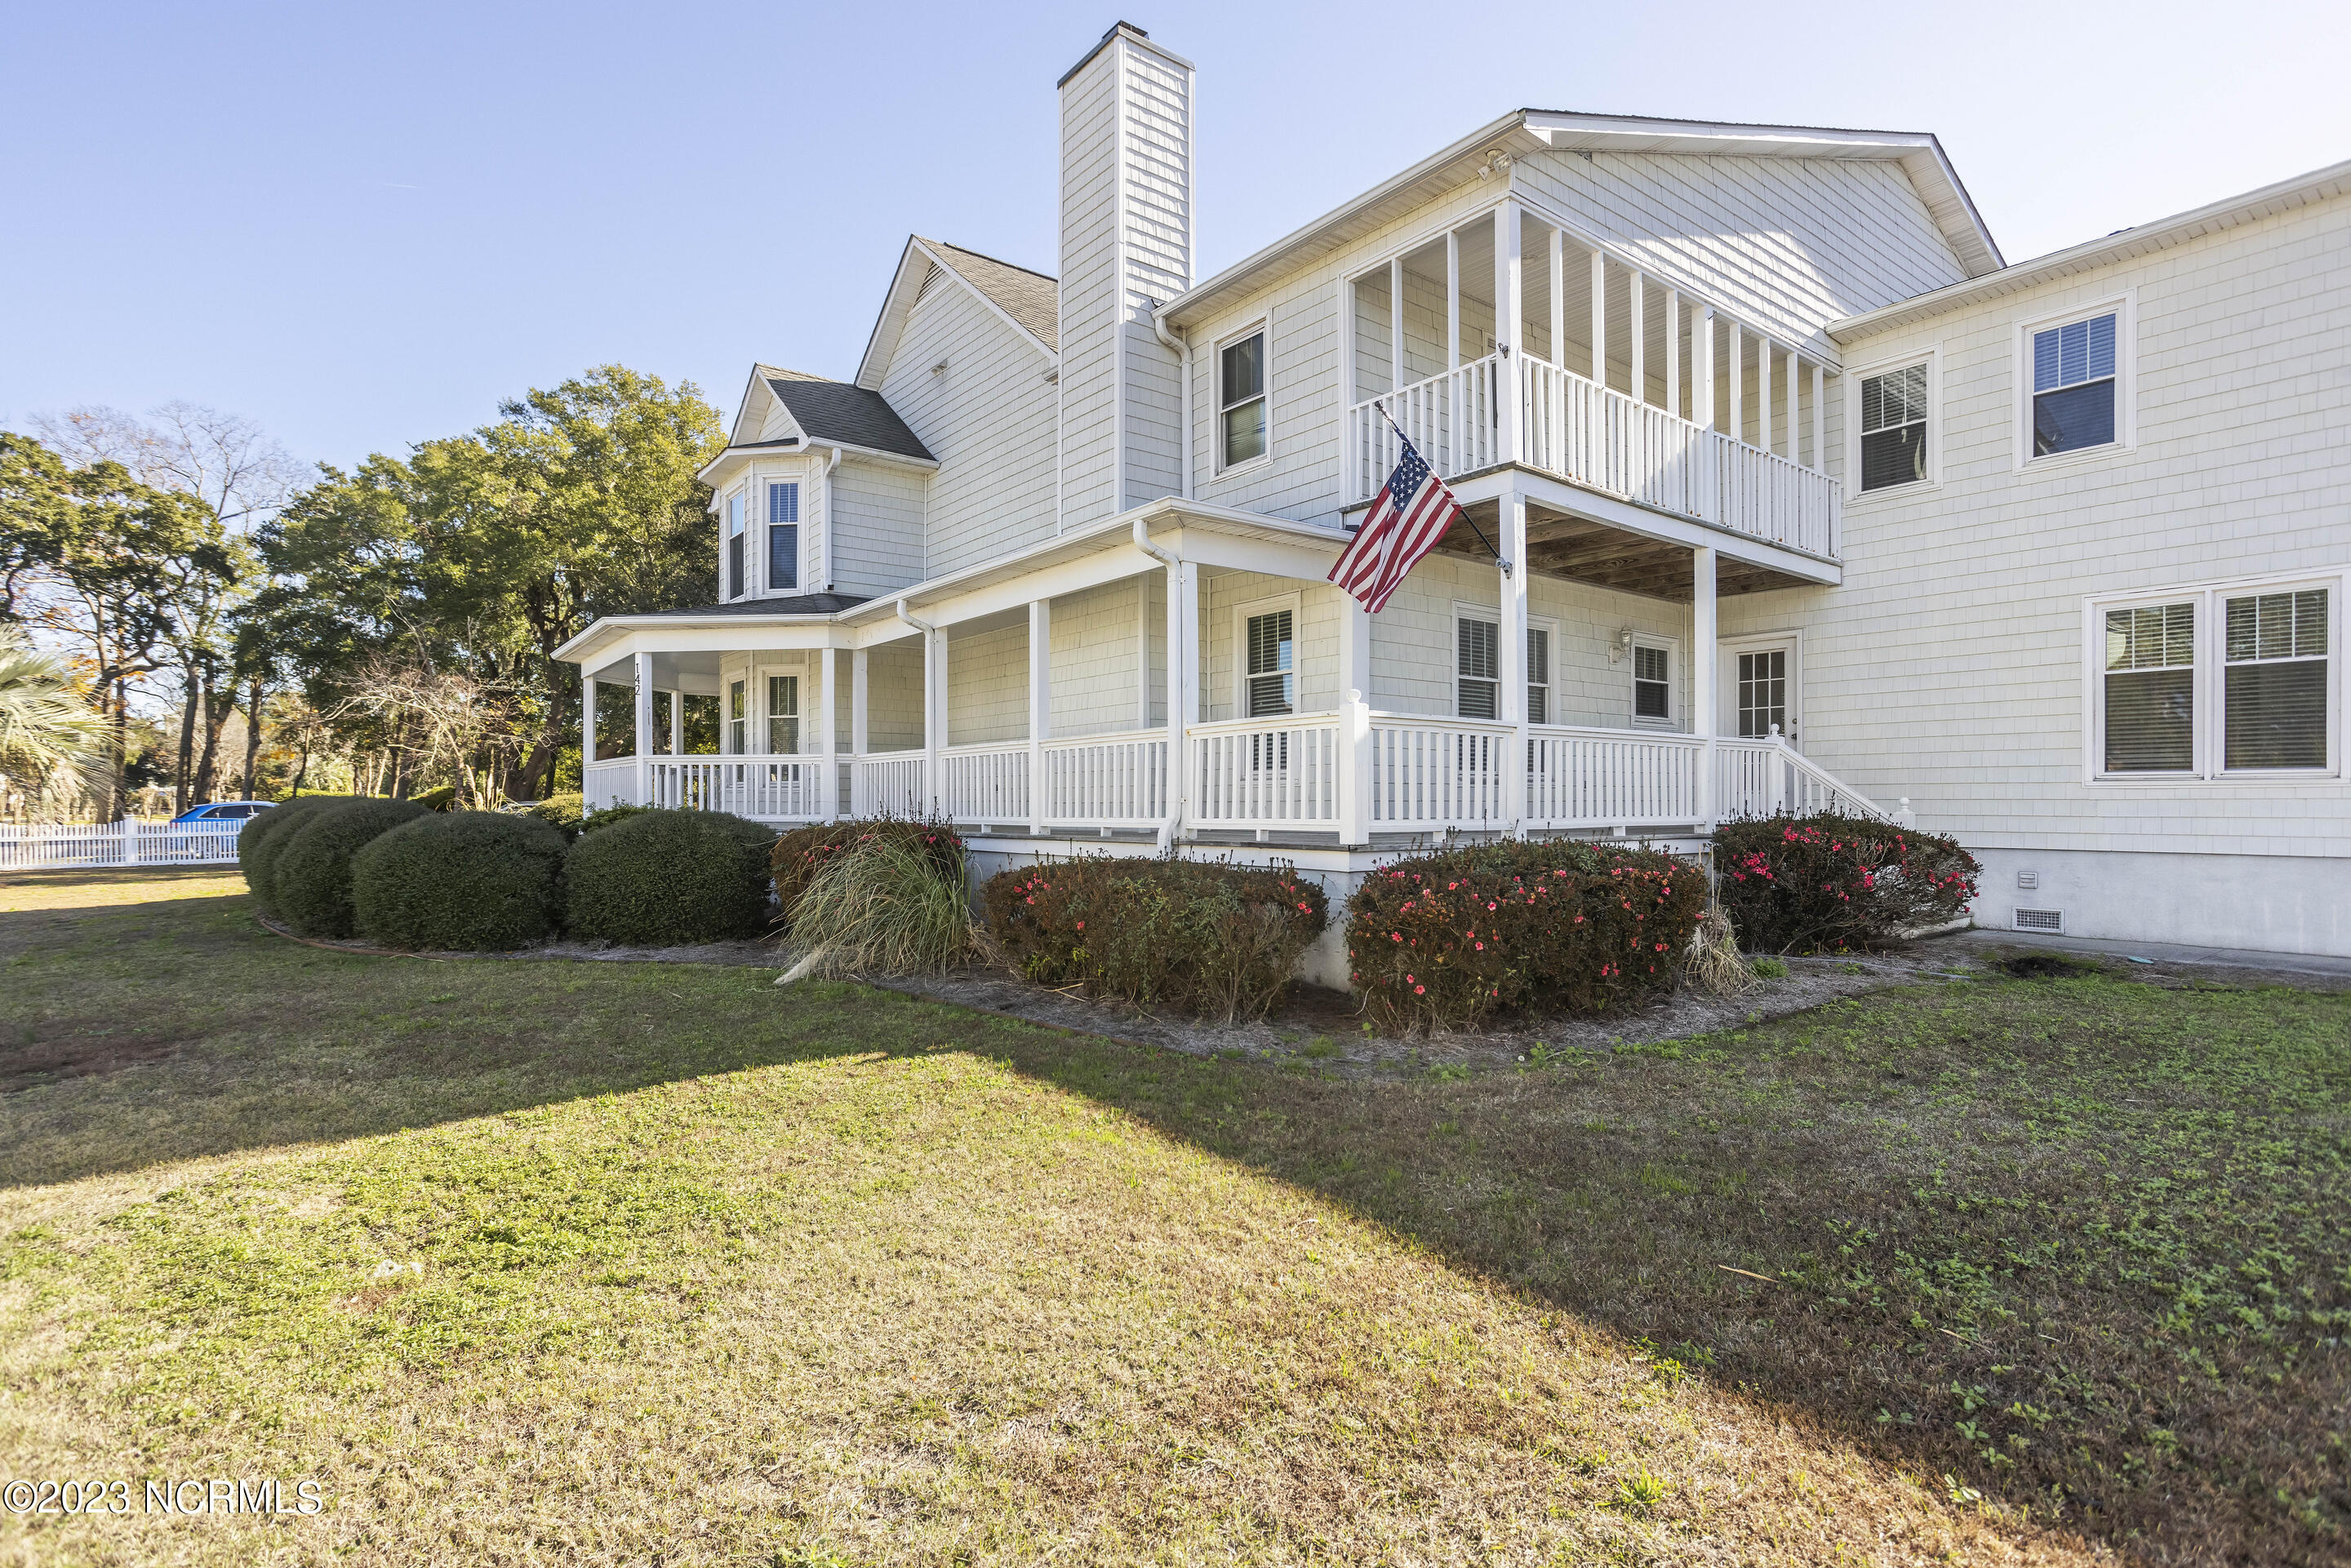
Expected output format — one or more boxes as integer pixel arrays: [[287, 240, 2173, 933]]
[[570, 502, 1890, 852]]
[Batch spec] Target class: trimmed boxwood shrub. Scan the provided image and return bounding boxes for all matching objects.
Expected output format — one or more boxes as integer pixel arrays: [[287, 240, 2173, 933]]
[[771, 817, 963, 931], [1713, 812, 1979, 953], [522, 793, 585, 840], [983, 855, 1327, 1023], [238, 794, 354, 916], [1344, 839, 1708, 1033], [272, 798, 432, 938], [352, 811, 568, 952], [563, 808, 778, 945]]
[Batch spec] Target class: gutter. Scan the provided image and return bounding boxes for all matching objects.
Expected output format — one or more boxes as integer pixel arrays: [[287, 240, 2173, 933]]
[[1151, 316, 1192, 499]]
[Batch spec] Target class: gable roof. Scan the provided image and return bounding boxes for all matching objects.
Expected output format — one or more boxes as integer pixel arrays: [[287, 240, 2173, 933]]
[[753, 366, 934, 462], [1831, 154, 2351, 340], [1158, 109, 2001, 330], [857, 236, 1059, 389]]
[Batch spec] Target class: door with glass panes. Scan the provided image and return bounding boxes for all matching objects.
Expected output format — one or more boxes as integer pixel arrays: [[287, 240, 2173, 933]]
[[1721, 637, 1798, 744]]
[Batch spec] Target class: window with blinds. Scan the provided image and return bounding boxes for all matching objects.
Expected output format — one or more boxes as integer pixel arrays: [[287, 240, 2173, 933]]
[[767, 483, 799, 592], [2224, 589, 2327, 770], [1456, 617, 1498, 719], [1220, 331, 1267, 469], [1526, 627, 1550, 726], [1245, 610, 1293, 717], [1633, 643, 1672, 722], [1860, 363, 1929, 491], [2103, 602, 2194, 772], [767, 673, 800, 755], [726, 495, 745, 600], [2033, 313, 2118, 456]]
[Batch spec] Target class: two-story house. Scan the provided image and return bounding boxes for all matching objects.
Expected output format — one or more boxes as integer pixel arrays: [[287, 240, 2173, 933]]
[[558, 22, 2351, 964]]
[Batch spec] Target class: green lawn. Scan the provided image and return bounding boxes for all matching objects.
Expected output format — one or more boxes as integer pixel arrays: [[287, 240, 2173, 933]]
[[1, 871, 2345, 1565]]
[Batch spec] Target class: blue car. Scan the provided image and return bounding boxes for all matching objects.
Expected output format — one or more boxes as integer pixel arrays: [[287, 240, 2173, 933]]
[[171, 801, 273, 826]]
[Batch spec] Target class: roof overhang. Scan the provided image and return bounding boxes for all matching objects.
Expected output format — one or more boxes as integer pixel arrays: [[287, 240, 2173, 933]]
[[696, 436, 939, 489], [1831, 155, 2351, 341], [1159, 110, 2002, 331], [856, 235, 1060, 392]]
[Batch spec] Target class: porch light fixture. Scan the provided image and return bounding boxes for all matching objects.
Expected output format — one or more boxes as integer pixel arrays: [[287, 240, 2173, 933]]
[[1610, 629, 1634, 663]]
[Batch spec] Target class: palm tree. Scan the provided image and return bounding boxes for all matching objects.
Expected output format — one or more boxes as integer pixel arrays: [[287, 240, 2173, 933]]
[[0, 624, 109, 819]]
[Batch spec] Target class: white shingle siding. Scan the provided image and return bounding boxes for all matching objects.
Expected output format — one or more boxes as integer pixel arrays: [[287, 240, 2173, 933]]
[[1057, 45, 1123, 532], [1118, 46, 1189, 509], [1733, 190, 2351, 857], [828, 460, 924, 599], [876, 265, 1056, 580]]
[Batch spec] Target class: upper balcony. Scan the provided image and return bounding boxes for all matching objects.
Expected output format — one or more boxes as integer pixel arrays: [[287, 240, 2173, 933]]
[[1339, 208, 1840, 564]]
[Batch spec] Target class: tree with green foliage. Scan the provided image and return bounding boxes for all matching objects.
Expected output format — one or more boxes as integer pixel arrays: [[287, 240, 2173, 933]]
[[0, 623, 108, 817]]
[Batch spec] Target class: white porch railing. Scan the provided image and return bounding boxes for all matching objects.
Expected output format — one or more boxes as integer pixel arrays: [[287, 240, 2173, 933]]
[[1350, 355, 1839, 558], [1367, 716, 1509, 831], [584, 757, 633, 813], [1042, 729, 1168, 828], [1189, 717, 1340, 828], [1526, 726, 1704, 829], [852, 753, 927, 818], [649, 757, 820, 820], [1715, 735, 1894, 823], [940, 742, 1028, 826], [0, 818, 247, 871]]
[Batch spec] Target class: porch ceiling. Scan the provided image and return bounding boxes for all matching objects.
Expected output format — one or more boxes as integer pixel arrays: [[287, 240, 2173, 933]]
[[1433, 500, 1818, 602]]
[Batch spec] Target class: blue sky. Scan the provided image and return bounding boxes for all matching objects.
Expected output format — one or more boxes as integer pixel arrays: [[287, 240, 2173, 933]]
[[4, 0, 2345, 476]]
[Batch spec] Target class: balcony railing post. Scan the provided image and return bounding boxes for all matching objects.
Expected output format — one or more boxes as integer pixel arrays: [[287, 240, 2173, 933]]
[[1337, 690, 1371, 847]]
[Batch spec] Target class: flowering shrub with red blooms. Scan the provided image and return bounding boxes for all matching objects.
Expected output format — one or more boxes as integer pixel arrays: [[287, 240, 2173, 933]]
[[771, 817, 965, 931], [1344, 839, 1707, 1034], [1713, 811, 1979, 953], [983, 855, 1328, 1023]]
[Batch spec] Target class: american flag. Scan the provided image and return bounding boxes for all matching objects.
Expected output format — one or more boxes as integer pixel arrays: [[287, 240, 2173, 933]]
[[1328, 432, 1464, 613]]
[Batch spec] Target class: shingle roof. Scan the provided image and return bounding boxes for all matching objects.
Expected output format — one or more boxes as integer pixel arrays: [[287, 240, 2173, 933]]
[[756, 369, 935, 462], [631, 592, 872, 620], [916, 238, 1059, 351]]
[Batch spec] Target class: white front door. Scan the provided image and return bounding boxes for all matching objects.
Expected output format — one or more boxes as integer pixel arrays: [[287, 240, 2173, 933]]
[[1721, 635, 1801, 745]]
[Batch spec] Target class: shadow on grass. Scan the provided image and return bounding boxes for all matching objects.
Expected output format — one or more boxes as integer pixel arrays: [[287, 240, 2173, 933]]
[[4, 882, 2344, 1563]]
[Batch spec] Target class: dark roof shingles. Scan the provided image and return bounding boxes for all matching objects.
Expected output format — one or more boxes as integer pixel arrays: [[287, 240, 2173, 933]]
[[635, 592, 870, 620], [918, 238, 1060, 351], [758, 372, 935, 462]]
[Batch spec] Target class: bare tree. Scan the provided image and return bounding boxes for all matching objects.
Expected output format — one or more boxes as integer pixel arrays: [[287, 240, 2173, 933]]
[[324, 651, 523, 808], [36, 404, 300, 807]]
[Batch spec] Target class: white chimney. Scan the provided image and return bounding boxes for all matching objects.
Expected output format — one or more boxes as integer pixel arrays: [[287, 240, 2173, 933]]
[[1056, 21, 1193, 530]]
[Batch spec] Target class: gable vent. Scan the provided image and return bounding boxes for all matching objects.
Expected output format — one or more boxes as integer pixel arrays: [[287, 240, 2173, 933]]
[[2012, 908, 2064, 934], [913, 262, 944, 304]]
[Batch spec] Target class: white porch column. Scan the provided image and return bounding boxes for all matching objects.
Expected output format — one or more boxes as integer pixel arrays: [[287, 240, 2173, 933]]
[[1493, 202, 1521, 465], [1811, 363, 1826, 472], [667, 688, 680, 757], [819, 646, 839, 821], [1029, 597, 1051, 837], [582, 676, 598, 803], [1134, 577, 1150, 729], [1546, 226, 1562, 368], [1500, 491, 1530, 833], [1162, 557, 1198, 847], [1336, 593, 1371, 847], [1695, 307, 1718, 524], [1664, 290, 1680, 417], [850, 648, 869, 814], [1388, 257, 1404, 391], [1445, 230, 1460, 370], [924, 627, 945, 815], [1729, 326, 1744, 446], [1629, 271, 1645, 404], [632, 652, 653, 808], [1590, 251, 1607, 386], [1692, 544, 1718, 832]]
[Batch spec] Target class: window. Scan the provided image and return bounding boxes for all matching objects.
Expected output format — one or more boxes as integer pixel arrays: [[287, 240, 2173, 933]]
[[726, 494, 745, 599], [2224, 589, 2328, 770], [1633, 642, 1673, 724], [767, 483, 799, 593], [2091, 579, 2337, 779], [2032, 312, 2118, 456], [1859, 362, 1929, 491], [1456, 616, 1498, 720], [727, 678, 747, 755], [2103, 602, 2195, 773], [1526, 627, 1550, 726], [767, 674, 800, 755], [1245, 609, 1293, 717], [1735, 649, 1786, 737], [1219, 329, 1266, 469]]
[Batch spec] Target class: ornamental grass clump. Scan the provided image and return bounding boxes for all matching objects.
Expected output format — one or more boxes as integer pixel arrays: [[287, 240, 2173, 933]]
[[351, 811, 568, 952], [1344, 839, 1707, 1035], [779, 830, 973, 980], [1713, 811, 1979, 953], [984, 855, 1328, 1024], [270, 797, 432, 939], [771, 816, 964, 932], [563, 808, 778, 946]]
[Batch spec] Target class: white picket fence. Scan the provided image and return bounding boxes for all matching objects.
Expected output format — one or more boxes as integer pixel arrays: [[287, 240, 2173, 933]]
[[0, 818, 249, 871]]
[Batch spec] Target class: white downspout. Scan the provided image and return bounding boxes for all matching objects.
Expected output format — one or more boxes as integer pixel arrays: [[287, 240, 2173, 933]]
[[1152, 313, 1192, 500], [896, 597, 941, 816], [1133, 515, 1184, 851]]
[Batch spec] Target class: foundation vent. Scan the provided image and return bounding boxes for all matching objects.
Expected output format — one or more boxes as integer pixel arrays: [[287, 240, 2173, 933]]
[[2012, 908, 2064, 934]]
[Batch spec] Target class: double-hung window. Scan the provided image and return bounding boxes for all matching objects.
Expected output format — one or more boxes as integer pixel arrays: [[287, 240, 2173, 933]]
[[726, 678, 748, 755], [2094, 578, 2336, 778], [1526, 627, 1551, 726], [726, 495, 745, 599], [767, 674, 800, 756], [1859, 362, 1930, 491], [1245, 609, 1294, 717], [1220, 329, 1267, 470], [1456, 616, 1498, 720], [1633, 642, 1674, 725], [2032, 312, 2118, 456], [767, 482, 799, 593]]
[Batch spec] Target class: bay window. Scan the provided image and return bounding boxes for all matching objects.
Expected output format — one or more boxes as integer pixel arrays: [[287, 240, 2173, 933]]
[[767, 482, 800, 593]]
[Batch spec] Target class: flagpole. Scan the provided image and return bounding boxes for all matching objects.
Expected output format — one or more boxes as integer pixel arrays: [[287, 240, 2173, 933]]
[[1370, 400, 1511, 575]]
